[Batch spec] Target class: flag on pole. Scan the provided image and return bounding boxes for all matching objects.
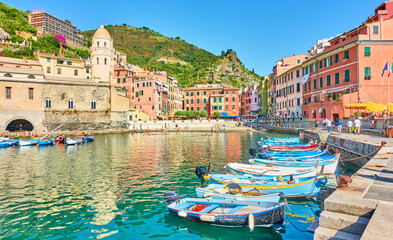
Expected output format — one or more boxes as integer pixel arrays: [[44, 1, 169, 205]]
[[390, 63, 393, 77], [383, 61, 389, 77]]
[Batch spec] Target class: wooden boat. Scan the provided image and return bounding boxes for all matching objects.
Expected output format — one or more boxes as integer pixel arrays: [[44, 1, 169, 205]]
[[268, 143, 317, 150], [259, 151, 327, 160], [65, 138, 82, 145], [207, 175, 327, 198], [82, 136, 94, 142], [226, 163, 318, 177], [19, 139, 38, 146], [195, 183, 282, 202], [37, 138, 55, 146], [166, 197, 285, 228], [267, 146, 320, 153], [0, 140, 19, 148], [0, 137, 10, 142]]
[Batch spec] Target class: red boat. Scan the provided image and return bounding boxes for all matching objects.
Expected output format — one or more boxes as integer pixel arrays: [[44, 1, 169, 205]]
[[268, 143, 318, 151]]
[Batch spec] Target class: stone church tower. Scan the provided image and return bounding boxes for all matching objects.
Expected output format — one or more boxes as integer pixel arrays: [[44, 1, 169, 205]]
[[91, 24, 115, 82]]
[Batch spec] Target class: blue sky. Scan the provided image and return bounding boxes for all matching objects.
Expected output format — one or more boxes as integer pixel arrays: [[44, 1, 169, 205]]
[[4, 0, 383, 75]]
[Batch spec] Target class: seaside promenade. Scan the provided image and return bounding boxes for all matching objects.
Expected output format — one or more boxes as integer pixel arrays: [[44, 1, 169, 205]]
[[255, 122, 393, 240]]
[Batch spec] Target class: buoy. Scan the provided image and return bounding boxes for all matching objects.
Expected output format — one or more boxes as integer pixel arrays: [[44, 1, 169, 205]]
[[248, 214, 255, 232], [13, 145, 15, 149], [336, 149, 339, 154], [278, 175, 283, 180], [37, 144, 39, 147], [85, 140, 87, 143], [287, 180, 292, 184]]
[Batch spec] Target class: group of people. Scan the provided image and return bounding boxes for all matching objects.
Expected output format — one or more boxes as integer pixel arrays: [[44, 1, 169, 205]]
[[346, 118, 362, 135], [314, 117, 362, 135]]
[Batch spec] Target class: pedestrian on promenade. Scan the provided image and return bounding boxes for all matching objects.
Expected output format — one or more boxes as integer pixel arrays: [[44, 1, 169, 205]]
[[314, 121, 319, 132], [347, 120, 353, 133], [337, 119, 343, 133], [326, 119, 332, 132], [354, 117, 362, 135], [322, 119, 327, 130]]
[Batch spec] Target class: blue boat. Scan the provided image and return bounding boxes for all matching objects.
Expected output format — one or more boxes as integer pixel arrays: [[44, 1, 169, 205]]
[[258, 150, 323, 158], [0, 140, 19, 148], [262, 139, 302, 145], [207, 175, 327, 198], [19, 139, 38, 146], [195, 184, 282, 202], [82, 136, 94, 142], [260, 151, 327, 160], [37, 138, 55, 146], [226, 163, 318, 178], [165, 195, 285, 228]]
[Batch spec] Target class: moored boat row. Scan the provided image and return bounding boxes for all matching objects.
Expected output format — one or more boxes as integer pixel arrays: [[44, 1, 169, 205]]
[[0, 136, 94, 148], [165, 134, 337, 230]]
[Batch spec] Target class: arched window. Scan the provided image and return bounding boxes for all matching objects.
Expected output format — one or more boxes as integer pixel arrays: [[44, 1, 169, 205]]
[[104, 58, 107, 65], [28, 75, 35, 79], [4, 73, 12, 77], [97, 41, 99, 47], [91, 101, 97, 109], [45, 99, 52, 108], [97, 57, 99, 64]]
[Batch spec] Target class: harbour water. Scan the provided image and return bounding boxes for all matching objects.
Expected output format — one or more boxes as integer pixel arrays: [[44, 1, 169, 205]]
[[0, 132, 328, 239]]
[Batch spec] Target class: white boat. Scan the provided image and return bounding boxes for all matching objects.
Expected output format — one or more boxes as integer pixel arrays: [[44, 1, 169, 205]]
[[65, 138, 82, 145], [0, 137, 10, 142], [19, 139, 38, 146], [226, 163, 318, 177]]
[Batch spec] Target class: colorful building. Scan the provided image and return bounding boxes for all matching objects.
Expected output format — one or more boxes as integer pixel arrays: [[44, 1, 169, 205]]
[[29, 10, 86, 46], [302, 0, 393, 121], [272, 55, 309, 117], [257, 75, 270, 117], [184, 84, 240, 117], [241, 85, 258, 116]]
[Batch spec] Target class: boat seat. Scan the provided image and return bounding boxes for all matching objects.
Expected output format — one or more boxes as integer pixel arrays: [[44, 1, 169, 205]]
[[226, 205, 244, 214], [176, 202, 194, 210], [199, 204, 220, 213]]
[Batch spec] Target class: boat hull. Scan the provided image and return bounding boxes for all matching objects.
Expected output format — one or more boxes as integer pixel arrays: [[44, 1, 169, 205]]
[[226, 163, 318, 178], [167, 198, 285, 227]]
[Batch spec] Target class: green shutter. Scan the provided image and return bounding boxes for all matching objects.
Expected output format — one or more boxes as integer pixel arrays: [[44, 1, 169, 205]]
[[364, 47, 371, 57], [314, 79, 317, 89], [327, 75, 331, 86], [365, 67, 371, 80], [320, 77, 323, 88], [334, 54, 339, 64], [344, 51, 349, 59], [324, 58, 327, 68], [344, 70, 350, 82], [117, 78, 120, 83], [214, 97, 217, 103], [335, 73, 339, 84]]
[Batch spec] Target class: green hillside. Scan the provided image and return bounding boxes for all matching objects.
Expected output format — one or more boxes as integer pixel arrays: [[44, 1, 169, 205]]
[[82, 25, 260, 88]]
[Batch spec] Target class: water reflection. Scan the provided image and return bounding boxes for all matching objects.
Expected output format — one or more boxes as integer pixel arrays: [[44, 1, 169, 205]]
[[0, 132, 317, 239]]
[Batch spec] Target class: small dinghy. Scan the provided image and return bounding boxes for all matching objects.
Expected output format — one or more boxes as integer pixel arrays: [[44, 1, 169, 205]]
[[37, 138, 55, 146], [65, 138, 82, 145], [226, 163, 318, 178], [19, 139, 38, 146], [0, 140, 19, 148], [165, 192, 285, 228], [195, 183, 281, 202], [82, 136, 94, 142]]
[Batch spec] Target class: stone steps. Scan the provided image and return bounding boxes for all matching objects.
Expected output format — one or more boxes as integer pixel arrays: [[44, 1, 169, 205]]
[[314, 226, 361, 240], [318, 211, 369, 236]]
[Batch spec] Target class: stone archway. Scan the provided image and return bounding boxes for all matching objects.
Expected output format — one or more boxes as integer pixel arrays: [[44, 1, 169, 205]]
[[319, 108, 326, 118], [6, 119, 34, 132]]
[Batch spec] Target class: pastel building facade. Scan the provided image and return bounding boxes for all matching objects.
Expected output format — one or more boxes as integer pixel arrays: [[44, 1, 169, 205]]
[[184, 84, 240, 117], [302, 0, 393, 121], [241, 85, 258, 115], [272, 55, 309, 117], [257, 75, 270, 117]]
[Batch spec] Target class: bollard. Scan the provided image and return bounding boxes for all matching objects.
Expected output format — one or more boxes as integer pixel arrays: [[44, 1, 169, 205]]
[[381, 141, 387, 147], [338, 175, 352, 188]]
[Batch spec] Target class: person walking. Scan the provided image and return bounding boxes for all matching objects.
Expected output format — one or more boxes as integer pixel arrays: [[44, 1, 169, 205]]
[[326, 119, 332, 132], [354, 117, 362, 135], [322, 119, 327, 130], [314, 120, 319, 132], [337, 119, 343, 133], [347, 120, 353, 133]]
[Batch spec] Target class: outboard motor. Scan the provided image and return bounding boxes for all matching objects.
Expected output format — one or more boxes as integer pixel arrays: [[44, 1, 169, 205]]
[[249, 148, 258, 158], [261, 145, 268, 152], [195, 163, 210, 186], [164, 191, 179, 204]]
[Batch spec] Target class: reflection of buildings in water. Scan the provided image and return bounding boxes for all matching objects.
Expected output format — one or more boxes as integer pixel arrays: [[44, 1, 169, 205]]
[[86, 182, 118, 226], [223, 132, 242, 163]]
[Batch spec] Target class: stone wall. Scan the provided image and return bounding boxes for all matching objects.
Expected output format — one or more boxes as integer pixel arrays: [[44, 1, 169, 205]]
[[43, 110, 129, 131], [129, 119, 237, 130], [41, 84, 111, 111], [0, 110, 45, 131]]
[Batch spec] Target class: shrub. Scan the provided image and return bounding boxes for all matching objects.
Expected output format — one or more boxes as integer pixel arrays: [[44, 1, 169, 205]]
[[213, 111, 221, 118]]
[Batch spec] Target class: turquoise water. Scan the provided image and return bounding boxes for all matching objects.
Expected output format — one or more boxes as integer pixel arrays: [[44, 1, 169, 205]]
[[0, 132, 323, 239]]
